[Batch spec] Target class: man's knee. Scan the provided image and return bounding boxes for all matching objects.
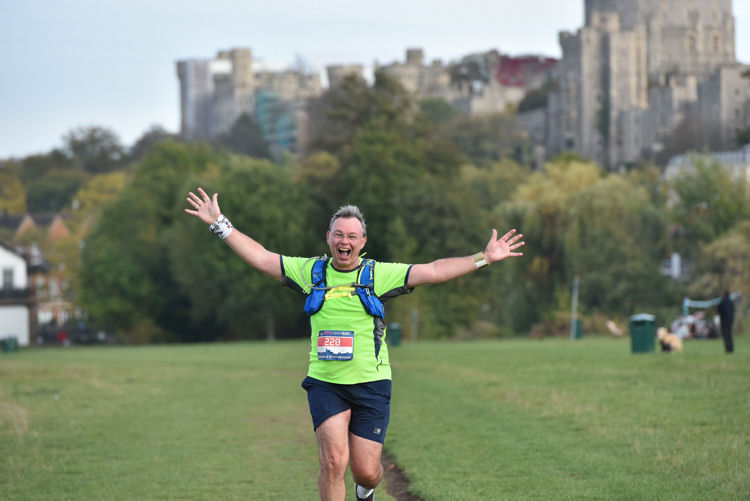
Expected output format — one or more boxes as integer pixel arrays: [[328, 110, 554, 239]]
[[351, 461, 383, 488], [315, 410, 351, 478], [319, 449, 349, 478], [350, 444, 383, 488]]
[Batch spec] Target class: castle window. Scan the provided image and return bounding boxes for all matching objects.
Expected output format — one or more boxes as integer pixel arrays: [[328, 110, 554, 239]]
[[713, 36, 719, 51], [689, 35, 696, 52]]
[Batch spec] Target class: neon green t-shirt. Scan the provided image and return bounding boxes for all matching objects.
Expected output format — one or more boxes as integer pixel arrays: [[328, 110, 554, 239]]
[[281, 256, 413, 384]]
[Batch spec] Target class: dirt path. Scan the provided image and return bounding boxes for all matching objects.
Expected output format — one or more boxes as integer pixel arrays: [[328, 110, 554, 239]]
[[381, 450, 424, 501]]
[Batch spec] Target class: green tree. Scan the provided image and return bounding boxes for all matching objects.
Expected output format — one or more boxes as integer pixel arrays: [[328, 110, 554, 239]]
[[25, 169, 88, 212], [689, 221, 750, 303], [564, 175, 676, 314], [68, 171, 130, 235], [63, 126, 126, 173], [18, 151, 81, 211], [669, 157, 749, 259], [305, 71, 500, 337], [20, 150, 72, 184], [170, 156, 313, 341], [439, 112, 530, 166], [308, 71, 414, 157], [498, 158, 602, 331], [128, 125, 177, 162], [517, 80, 556, 113], [80, 143, 220, 342], [459, 159, 532, 213], [419, 98, 459, 125], [625, 163, 668, 208], [0, 169, 26, 214], [214, 113, 271, 159], [293, 151, 343, 233]]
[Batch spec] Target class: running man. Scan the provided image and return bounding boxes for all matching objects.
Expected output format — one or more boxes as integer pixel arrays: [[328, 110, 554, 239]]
[[185, 187, 525, 501]]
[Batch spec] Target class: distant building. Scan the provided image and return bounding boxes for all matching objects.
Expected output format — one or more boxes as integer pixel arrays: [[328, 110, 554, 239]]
[[253, 69, 322, 157], [0, 212, 74, 332], [326, 64, 365, 88], [664, 143, 750, 180], [375, 48, 557, 116], [536, 0, 750, 168], [0, 243, 33, 346], [176, 48, 322, 157]]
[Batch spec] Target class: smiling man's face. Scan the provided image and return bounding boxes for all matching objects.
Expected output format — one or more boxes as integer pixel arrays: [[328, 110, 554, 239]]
[[326, 217, 367, 271]]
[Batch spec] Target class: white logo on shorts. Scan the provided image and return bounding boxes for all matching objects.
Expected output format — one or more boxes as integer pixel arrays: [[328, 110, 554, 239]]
[[373, 427, 382, 435]]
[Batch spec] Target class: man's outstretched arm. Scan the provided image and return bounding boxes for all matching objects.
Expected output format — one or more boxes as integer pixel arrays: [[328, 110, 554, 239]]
[[185, 187, 282, 280], [407, 228, 524, 288]]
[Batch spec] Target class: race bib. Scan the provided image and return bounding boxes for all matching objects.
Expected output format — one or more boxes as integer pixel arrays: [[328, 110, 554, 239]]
[[317, 330, 354, 361]]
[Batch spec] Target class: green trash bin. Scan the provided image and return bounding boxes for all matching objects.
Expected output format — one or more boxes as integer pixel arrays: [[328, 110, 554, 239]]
[[2, 336, 19, 353], [575, 318, 583, 339], [388, 323, 402, 347], [629, 314, 655, 353]]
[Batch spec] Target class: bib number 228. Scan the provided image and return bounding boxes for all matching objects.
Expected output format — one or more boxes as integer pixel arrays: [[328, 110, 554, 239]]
[[317, 331, 354, 361]]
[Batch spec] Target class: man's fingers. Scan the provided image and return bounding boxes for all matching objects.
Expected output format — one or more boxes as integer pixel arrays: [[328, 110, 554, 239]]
[[187, 191, 205, 205], [508, 233, 524, 245], [499, 228, 517, 241], [212, 192, 219, 206], [198, 187, 210, 202], [187, 193, 200, 209]]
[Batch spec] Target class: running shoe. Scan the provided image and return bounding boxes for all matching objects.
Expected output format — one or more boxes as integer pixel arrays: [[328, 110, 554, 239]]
[[354, 483, 374, 501]]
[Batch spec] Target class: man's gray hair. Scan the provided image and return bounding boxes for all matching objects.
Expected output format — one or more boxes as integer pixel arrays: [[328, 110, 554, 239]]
[[329, 205, 367, 236]]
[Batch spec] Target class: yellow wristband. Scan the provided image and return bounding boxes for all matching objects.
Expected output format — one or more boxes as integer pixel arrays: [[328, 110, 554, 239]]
[[473, 252, 488, 269]]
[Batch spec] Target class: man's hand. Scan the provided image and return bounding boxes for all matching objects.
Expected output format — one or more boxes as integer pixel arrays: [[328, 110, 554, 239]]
[[484, 228, 524, 264], [185, 187, 222, 225]]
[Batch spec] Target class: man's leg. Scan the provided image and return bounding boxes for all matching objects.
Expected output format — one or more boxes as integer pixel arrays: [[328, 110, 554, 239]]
[[349, 433, 384, 491], [316, 410, 352, 501], [721, 324, 734, 353]]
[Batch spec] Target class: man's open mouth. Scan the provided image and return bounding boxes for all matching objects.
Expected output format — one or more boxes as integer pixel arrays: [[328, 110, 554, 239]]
[[338, 248, 351, 257]]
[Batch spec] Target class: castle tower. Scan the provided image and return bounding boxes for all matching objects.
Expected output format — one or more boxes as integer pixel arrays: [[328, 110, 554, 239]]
[[548, 0, 738, 167], [326, 64, 365, 89], [585, 0, 735, 79]]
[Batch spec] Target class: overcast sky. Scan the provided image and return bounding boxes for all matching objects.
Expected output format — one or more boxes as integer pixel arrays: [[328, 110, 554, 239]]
[[1, 0, 748, 159]]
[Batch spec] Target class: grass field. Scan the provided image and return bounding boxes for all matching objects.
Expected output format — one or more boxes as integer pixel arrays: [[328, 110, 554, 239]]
[[1, 336, 747, 500]]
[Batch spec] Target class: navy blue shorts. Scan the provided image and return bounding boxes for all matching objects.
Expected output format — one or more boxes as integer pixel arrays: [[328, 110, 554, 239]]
[[301, 376, 391, 443]]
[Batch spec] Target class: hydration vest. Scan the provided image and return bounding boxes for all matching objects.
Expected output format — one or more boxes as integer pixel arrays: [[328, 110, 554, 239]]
[[303, 257, 385, 319]]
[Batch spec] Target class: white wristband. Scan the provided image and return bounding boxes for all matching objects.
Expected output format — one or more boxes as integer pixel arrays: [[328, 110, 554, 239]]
[[209, 214, 234, 239], [473, 252, 488, 269]]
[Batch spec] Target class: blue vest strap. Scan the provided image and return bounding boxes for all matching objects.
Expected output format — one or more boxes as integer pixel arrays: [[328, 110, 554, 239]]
[[303, 258, 385, 319], [303, 258, 329, 316], [356, 259, 385, 319]]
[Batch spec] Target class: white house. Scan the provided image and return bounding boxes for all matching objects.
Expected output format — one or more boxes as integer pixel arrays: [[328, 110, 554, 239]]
[[0, 243, 32, 346]]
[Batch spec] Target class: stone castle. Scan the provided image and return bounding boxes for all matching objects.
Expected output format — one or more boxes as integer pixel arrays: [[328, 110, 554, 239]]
[[176, 0, 749, 166], [177, 48, 322, 157], [538, 0, 749, 168]]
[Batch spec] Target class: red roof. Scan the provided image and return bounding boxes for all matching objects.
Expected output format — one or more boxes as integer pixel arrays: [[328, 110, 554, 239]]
[[496, 55, 557, 87]]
